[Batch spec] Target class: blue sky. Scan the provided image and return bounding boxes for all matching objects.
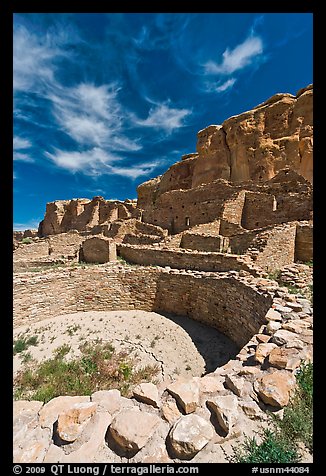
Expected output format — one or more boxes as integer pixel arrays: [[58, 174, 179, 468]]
[[13, 13, 313, 230]]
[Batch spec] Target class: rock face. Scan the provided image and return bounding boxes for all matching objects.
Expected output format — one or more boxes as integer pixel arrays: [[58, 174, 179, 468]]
[[137, 85, 313, 234]]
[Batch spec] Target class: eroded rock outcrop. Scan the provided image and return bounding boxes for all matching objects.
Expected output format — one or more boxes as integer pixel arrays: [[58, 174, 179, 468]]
[[137, 84, 313, 212]]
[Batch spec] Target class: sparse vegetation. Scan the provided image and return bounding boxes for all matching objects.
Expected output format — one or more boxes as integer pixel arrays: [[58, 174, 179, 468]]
[[229, 361, 313, 463], [13, 335, 38, 355], [14, 341, 160, 403], [21, 237, 33, 244]]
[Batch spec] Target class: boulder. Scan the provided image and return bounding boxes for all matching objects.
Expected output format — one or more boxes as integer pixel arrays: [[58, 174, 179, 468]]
[[56, 402, 97, 442], [254, 371, 296, 407], [133, 382, 160, 408], [207, 395, 238, 433], [167, 379, 200, 414], [39, 396, 90, 429], [109, 408, 160, 455], [168, 414, 214, 459]]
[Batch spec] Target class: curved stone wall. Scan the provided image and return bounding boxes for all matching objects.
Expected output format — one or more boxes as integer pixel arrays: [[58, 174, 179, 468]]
[[14, 264, 272, 347]]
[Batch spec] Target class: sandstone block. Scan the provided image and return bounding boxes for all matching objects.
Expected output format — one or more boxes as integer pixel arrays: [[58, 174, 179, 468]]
[[109, 408, 160, 454], [161, 400, 182, 424], [167, 379, 200, 414], [39, 396, 90, 429], [254, 343, 278, 364], [268, 347, 302, 370], [133, 382, 160, 408], [57, 402, 97, 442], [207, 395, 238, 433], [254, 371, 296, 407], [168, 414, 214, 459]]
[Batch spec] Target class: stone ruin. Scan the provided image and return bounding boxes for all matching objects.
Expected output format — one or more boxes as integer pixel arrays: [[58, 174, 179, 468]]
[[13, 84, 313, 463]]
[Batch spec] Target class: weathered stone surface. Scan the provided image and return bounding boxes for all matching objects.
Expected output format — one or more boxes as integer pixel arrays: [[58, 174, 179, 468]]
[[265, 309, 282, 322], [268, 347, 302, 370], [254, 343, 278, 364], [254, 371, 296, 407], [198, 374, 225, 394], [161, 400, 182, 424], [270, 329, 304, 346], [14, 426, 52, 463], [224, 374, 247, 397], [39, 396, 90, 429], [207, 395, 238, 433], [169, 414, 214, 459], [109, 408, 160, 454], [167, 379, 200, 414], [133, 382, 160, 408], [63, 412, 112, 463], [91, 389, 122, 414], [266, 320, 282, 334], [80, 236, 116, 264], [57, 402, 97, 442], [240, 400, 264, 419]]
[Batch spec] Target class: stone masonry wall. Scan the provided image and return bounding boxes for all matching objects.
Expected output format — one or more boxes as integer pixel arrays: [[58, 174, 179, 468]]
[[180, 233, 229, 252], [13, 266, 272, 347], [295, 222, 313, 262], [118, 245, 259, 275]]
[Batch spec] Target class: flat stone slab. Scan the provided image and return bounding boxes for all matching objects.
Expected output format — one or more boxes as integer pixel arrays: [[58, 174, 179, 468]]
[[39, 396, 90, 429]]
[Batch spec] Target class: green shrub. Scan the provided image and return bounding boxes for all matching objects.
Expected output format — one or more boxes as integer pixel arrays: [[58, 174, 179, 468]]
[[14, 341, 160, 403], [21, 237, 33, 244]]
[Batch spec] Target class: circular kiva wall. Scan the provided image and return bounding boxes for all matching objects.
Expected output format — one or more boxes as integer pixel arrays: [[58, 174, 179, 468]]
[[14, 265, 273, 349]]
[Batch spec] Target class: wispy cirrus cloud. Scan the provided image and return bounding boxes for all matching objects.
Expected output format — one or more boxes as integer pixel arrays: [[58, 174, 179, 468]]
[[13, 135, 34, 162], [216, 78, 237, 93], [46, 146, 164, 180], [133, 102, 191, 134], [204, 35, 264, 76]]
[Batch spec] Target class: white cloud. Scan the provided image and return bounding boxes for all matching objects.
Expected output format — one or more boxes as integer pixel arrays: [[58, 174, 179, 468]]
[[46, 147, 122, 175], [13, 137, 32, 150], [13, 26, 66, 92], [134, 103, 191, 133], [205, 35, 263, 75], [48, 82, 142, 151], [216, 78, 237, 93], [13, 135, 34, 162], [108, 161, 161, 180], [46, 146, 162, 180]]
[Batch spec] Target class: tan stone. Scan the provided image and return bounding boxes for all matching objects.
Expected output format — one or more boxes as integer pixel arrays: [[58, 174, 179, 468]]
[[256, 334, 271, 343], [254, 343, 278, 364], [133, 382, 160, 408], [57, 402, 97, 442], [254, 371, 296, 407], [109, 408, 160, 454], [91, 389, 123, 414], [268, 347, 302, 370], [266, 320, 282, 334], [167, 378, 200, 414], [39, 396, 90, 429], [224, 374, 247, 397], [161, 400, 182, 424], [265, 309, 282, 322], [13, 426, 52, 463], [63, 412, 112, 463], [240, 400, 264, 419], [198, 374, 225, 393], [169, 414, 214, 459], [207, 395, 238, 433], [80, 236, 116, 264]]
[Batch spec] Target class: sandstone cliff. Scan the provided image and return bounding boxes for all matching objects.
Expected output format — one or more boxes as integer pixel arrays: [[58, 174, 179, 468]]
[[137, 84, 313, 209]]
